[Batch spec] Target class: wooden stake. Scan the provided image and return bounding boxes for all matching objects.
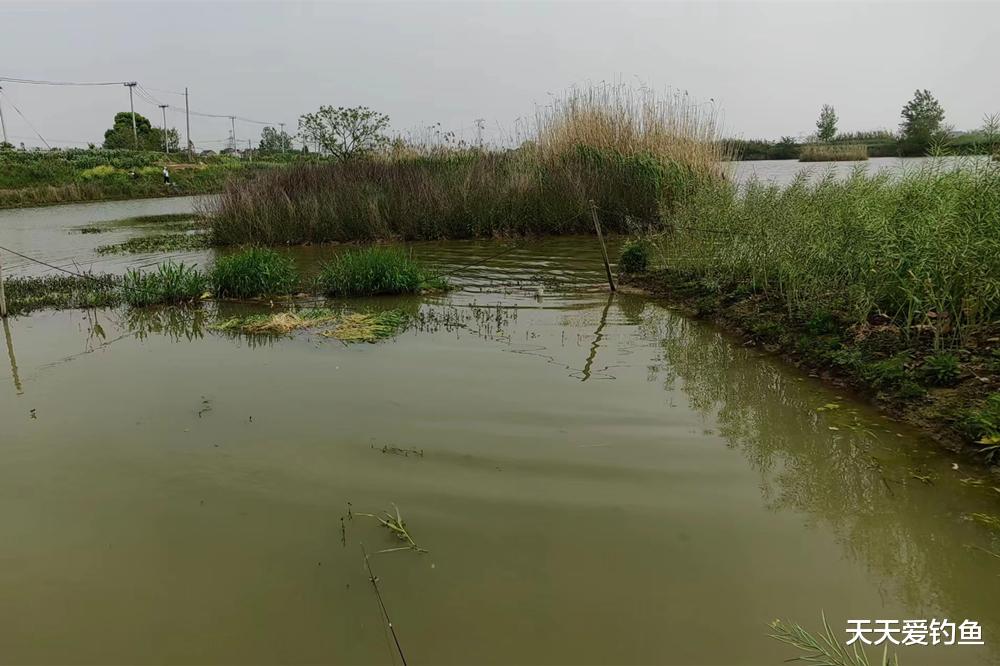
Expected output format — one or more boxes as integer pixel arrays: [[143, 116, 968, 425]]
[[0, 248, 7, 318], [590, 200, 616, 292]]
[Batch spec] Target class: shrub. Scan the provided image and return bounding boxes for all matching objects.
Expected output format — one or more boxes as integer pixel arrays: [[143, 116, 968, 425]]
[[618, 238, 652, 273], [211, 248, 298, 298], [318, 246, 438, 297], [121, 262, 208, 306]]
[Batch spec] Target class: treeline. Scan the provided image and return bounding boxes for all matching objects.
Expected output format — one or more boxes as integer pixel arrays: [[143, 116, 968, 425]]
[[726, 132, 999, 161]]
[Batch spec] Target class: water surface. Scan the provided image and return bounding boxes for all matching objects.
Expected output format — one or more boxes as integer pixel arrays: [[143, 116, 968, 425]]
[[1, 199, 999, 664]]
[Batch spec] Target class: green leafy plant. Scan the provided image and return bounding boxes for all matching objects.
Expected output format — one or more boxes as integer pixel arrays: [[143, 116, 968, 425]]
[[210, 248, 298, 298], [919, 352, 961, 386], [121, 262, 208, 307]]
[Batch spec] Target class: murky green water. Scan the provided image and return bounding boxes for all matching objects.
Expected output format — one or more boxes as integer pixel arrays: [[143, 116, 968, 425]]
[[1, 199, 999, 664]]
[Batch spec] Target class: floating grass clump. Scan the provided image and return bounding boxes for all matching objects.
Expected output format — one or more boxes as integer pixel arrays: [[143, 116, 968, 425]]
[[799, 144, 869, 162], [4, 274, 121, 314], [320, 310, 409, 342], [210, 248, 298, 298], [212, 308, 408, 342], [212, 308, 339, 334], [96, 232, 210, 255], [121, 262, 209, 307], [207, 84, 728, 245], [318, 246, 442, 296]]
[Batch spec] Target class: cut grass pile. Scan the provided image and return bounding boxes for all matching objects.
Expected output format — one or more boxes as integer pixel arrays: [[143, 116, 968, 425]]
[[318, 246, 445, 296], [212, 308, 408, 342]]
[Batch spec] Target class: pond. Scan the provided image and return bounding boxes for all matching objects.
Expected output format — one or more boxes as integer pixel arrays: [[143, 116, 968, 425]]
[[1, 198, 999, 664], [727, 155, 992, 186]]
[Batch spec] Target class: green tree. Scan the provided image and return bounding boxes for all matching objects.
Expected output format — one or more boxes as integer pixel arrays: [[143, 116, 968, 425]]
[[102, 111, 177, 151], [816, 104, 837, 142], [297, 106, 390, 160], [900, 89, 946, 154], [259, 126, 293, 152]]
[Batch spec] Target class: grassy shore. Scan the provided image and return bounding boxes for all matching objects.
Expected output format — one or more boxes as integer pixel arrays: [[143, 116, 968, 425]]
[[624, 160, 1000, 459], [798, 144, 869, 162]]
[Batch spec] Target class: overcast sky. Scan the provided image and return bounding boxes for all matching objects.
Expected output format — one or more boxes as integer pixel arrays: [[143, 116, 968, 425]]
[[1, 1, 998, 149]]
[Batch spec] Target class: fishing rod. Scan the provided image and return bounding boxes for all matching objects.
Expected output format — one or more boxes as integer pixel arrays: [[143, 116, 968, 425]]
[[361, 543, 408, 666]]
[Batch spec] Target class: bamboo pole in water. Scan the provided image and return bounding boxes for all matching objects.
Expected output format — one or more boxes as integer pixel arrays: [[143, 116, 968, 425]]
[[590, 200, 616, 292], [0, 249, 7, 318]]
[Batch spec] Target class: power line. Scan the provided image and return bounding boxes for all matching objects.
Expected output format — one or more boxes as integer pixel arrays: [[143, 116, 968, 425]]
[[0, 75, 126, 87]]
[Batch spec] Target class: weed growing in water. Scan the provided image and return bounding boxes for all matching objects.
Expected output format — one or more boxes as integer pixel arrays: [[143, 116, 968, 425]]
[[211, 248, 298, 299], [618, 238, 652, 274], [4, 274, 121, 314], [350, 503, 427, 554], [121, 262, 209, 306], [318, 246, 444, 296]]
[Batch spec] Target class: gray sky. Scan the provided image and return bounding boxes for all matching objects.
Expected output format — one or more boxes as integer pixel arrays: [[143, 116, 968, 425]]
[[2, 1, 998, 149]]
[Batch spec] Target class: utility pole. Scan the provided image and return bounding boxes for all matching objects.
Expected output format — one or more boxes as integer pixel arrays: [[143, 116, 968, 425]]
[[159, 104, 169, 154], [247, 138, 252, 162], [184, 87, 192, 160], [0, 87, 7, 146], [124, 82, 138, 148], [279, 122, 286, 154], [230, 116, 236, 153]]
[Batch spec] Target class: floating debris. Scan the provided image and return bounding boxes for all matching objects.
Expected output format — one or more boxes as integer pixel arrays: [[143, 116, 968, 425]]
[[351, 503, 427, 554], [320, 311, 409, 343]]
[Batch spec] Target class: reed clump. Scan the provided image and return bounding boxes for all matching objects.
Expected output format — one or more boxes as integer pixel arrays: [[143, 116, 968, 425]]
[[318, 246, 443, 296], [659, 162, 1000, 344], [210, 248, 298, 298], [799, 144, 869, 162], [207, 84, 727, 245]]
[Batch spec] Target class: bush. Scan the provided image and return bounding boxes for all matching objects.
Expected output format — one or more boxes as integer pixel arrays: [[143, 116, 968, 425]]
[[318, 246, 437, 296], [211, 248, 298, 298], [121, 262, 208, 306], [618, 238, 652, 274]]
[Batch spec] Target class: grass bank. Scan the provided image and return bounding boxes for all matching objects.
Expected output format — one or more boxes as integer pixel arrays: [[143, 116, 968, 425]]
[[626, 161, 1000, 460], [208, 86, 728, 245], [0, 149, 289, 209]]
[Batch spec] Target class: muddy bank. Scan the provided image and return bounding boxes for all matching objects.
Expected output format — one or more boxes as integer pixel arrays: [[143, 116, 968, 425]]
[[626, 268, 1000, 471]]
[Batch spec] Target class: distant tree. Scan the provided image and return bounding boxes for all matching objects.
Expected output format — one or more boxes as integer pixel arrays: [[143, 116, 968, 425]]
[[297, 106, 390, 160], [900, 89, 946, 154], [102, 111, 177, 151], [816, 105, 838, 142], [259, 126, 293, 152]]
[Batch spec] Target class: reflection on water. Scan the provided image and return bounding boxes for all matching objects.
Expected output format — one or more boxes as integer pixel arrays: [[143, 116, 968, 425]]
[[0, 208, 998, 663]]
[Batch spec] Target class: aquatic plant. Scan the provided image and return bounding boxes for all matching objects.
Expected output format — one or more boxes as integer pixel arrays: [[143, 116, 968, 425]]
[[799, 144, 869, 162], [210, 248, 298, 299], [350, 503, 427, 554], [318, 246, 440, 296], [96, 232, 210, 255], [3, 274, 121, 314], [121, 261, 209, 306], [769, 615, 899, 666]]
